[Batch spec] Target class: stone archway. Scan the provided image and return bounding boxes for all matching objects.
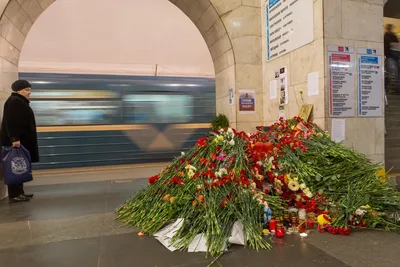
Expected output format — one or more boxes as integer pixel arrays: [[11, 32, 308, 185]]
[[0, 0, 263, 132]]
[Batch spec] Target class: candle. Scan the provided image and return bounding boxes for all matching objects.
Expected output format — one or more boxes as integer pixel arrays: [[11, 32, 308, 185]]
[[276, 226, 285, 238], [269, 219, 276, 231], [298, 209, 307, 220]]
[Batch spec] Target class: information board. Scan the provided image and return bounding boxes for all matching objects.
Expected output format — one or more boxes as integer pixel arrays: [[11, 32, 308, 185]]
[[328, 46, 355, 117], [266, 0, 314, 61], [357, 48, 383, 117]]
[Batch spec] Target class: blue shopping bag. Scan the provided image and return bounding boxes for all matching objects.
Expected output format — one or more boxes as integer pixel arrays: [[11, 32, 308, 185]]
[[2, 145, 33, 185]]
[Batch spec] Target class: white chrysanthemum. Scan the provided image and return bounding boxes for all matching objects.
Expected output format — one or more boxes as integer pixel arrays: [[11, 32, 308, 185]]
[[305, 192, 313, 198], [295, 194, 302, 201], [181, 152, 185, 156], [300, 183, 307, 190], [288, 180, 300, 191], [251, 182, 257, 189], [219, 168, 228, 175], [229, 139, 235, 146], [215, 171, 221, 177], [355, 208, 367, 216], [256, 161, 263, 166]]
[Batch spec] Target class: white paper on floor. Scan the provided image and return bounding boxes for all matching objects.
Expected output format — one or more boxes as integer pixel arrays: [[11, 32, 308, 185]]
[[154, 219, 247, 252], [153, 219, 185, 252], [228, 221, 246, 245]]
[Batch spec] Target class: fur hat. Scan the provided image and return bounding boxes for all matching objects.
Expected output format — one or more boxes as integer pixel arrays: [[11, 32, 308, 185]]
[[11, 80, 31, 92]]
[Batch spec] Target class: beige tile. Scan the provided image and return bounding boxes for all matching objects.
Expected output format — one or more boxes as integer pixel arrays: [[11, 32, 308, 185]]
[[195, 0, 211, 11], [1, 58, 18, 92], [242, 0, 261, 7], [187, 0, 209, 24], [20, 17, 33, 36], [342, 0, 383, 42], [235, 63, 262, 92], [323, 0, 342, 38], [368, 154, 384, 165], [210, 0, 241, 16], [226, 49, 234, 66], [4, 0, 31, 31], [344, 118, 376, 155], [366, 0, 386, 5], [313, 0, 323, 40], [375, 118, 385, 154], [215, 65, 235, 99], [17, 0, 44, 22], [196, 5, 220, 34], [0, 37, 20, 66], [176, 0, 192, 14], [231, 35, 261, 65], [37, 0, 55, 10], [214, 49, 234, 74], [289, 38, 324, 86], [209, 33, 232, 60], [216, 96, 237, 125], [0, 0, 8, 15], [223, 6, 261, 40], [203, 19, 226, 48], [213, 52, 228, 74], [0, 16, 26, 51]]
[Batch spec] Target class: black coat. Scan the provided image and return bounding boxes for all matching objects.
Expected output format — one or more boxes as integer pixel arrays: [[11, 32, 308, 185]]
[[0, 93, 39, 163]]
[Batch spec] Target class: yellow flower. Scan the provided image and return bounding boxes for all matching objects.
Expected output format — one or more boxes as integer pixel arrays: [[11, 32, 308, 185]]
[[299, 89, 303, 94], [169, 197, 177, 204], [365, 204, 371, 209], [316, 132, 323, 137], [375, 168, 386, 183]]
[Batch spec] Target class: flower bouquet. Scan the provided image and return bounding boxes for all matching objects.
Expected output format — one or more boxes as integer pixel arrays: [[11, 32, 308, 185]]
[[116, 117, 400, 256]]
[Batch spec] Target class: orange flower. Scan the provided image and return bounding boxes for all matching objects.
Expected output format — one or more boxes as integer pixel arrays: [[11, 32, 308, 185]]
[[162, 194, 170, 201], [177, 171, 185, 177], [198, 195, 204, 203], [138, 232, 147, 236], [169, 197, 177, 204], [192, 200, 197, 206]]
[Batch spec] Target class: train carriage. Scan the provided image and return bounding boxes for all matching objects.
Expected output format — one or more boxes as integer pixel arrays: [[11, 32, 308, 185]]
[[20, 72, 216, 170]]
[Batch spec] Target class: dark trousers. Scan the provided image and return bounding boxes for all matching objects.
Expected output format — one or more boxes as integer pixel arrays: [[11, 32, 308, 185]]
[[8, 183, 24, 198]]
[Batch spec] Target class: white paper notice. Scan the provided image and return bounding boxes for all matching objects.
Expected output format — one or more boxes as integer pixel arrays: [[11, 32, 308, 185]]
[[331, 119, 346, 143], [307, 72, 319, 96], [269, 80, 278, 99]]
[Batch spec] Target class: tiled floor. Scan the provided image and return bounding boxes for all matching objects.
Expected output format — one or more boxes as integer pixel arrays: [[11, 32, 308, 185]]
[[0, 176, 399, 267]]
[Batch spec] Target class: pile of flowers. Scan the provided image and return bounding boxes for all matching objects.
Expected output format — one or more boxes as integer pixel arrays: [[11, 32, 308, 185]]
[[116, 117, 400, 255]]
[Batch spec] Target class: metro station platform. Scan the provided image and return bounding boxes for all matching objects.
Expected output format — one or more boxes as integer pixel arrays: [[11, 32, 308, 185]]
[[0, 165, 399, 267]]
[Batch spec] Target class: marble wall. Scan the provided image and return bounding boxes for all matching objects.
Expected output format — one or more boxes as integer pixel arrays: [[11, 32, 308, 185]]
[[324, 0, 386, 163], [261, 0, 326, 128], [261, 0, 386, 164], [172, 0, 264, 133]]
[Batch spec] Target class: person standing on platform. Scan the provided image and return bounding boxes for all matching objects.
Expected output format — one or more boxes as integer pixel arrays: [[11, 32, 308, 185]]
[[384, 24, 399, 92], [0, 80, 39, 202]]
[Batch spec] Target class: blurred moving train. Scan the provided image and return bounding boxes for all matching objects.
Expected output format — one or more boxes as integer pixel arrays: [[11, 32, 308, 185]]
[[19, 72, 216, 170]]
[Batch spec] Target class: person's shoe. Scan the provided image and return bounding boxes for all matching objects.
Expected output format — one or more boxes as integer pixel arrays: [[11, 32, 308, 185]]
[[9, 195, 30, 203], [23, 193, 34, 198]]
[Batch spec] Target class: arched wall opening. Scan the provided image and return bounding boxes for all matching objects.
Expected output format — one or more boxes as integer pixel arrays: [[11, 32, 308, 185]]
[[0, 0, 241, 170], [0, 0, 237, 113]]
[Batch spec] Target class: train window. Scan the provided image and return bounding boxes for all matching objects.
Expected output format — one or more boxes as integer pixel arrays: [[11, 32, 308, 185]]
[[123, 94, 193, 123], [31, 100, 121, 126]]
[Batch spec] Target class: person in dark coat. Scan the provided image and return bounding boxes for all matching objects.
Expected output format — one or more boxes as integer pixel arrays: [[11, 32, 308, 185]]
[[0, 80, 39, 202]]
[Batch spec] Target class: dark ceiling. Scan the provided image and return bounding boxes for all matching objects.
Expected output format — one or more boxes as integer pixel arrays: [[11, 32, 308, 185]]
[[384, 0, 400, 19]]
